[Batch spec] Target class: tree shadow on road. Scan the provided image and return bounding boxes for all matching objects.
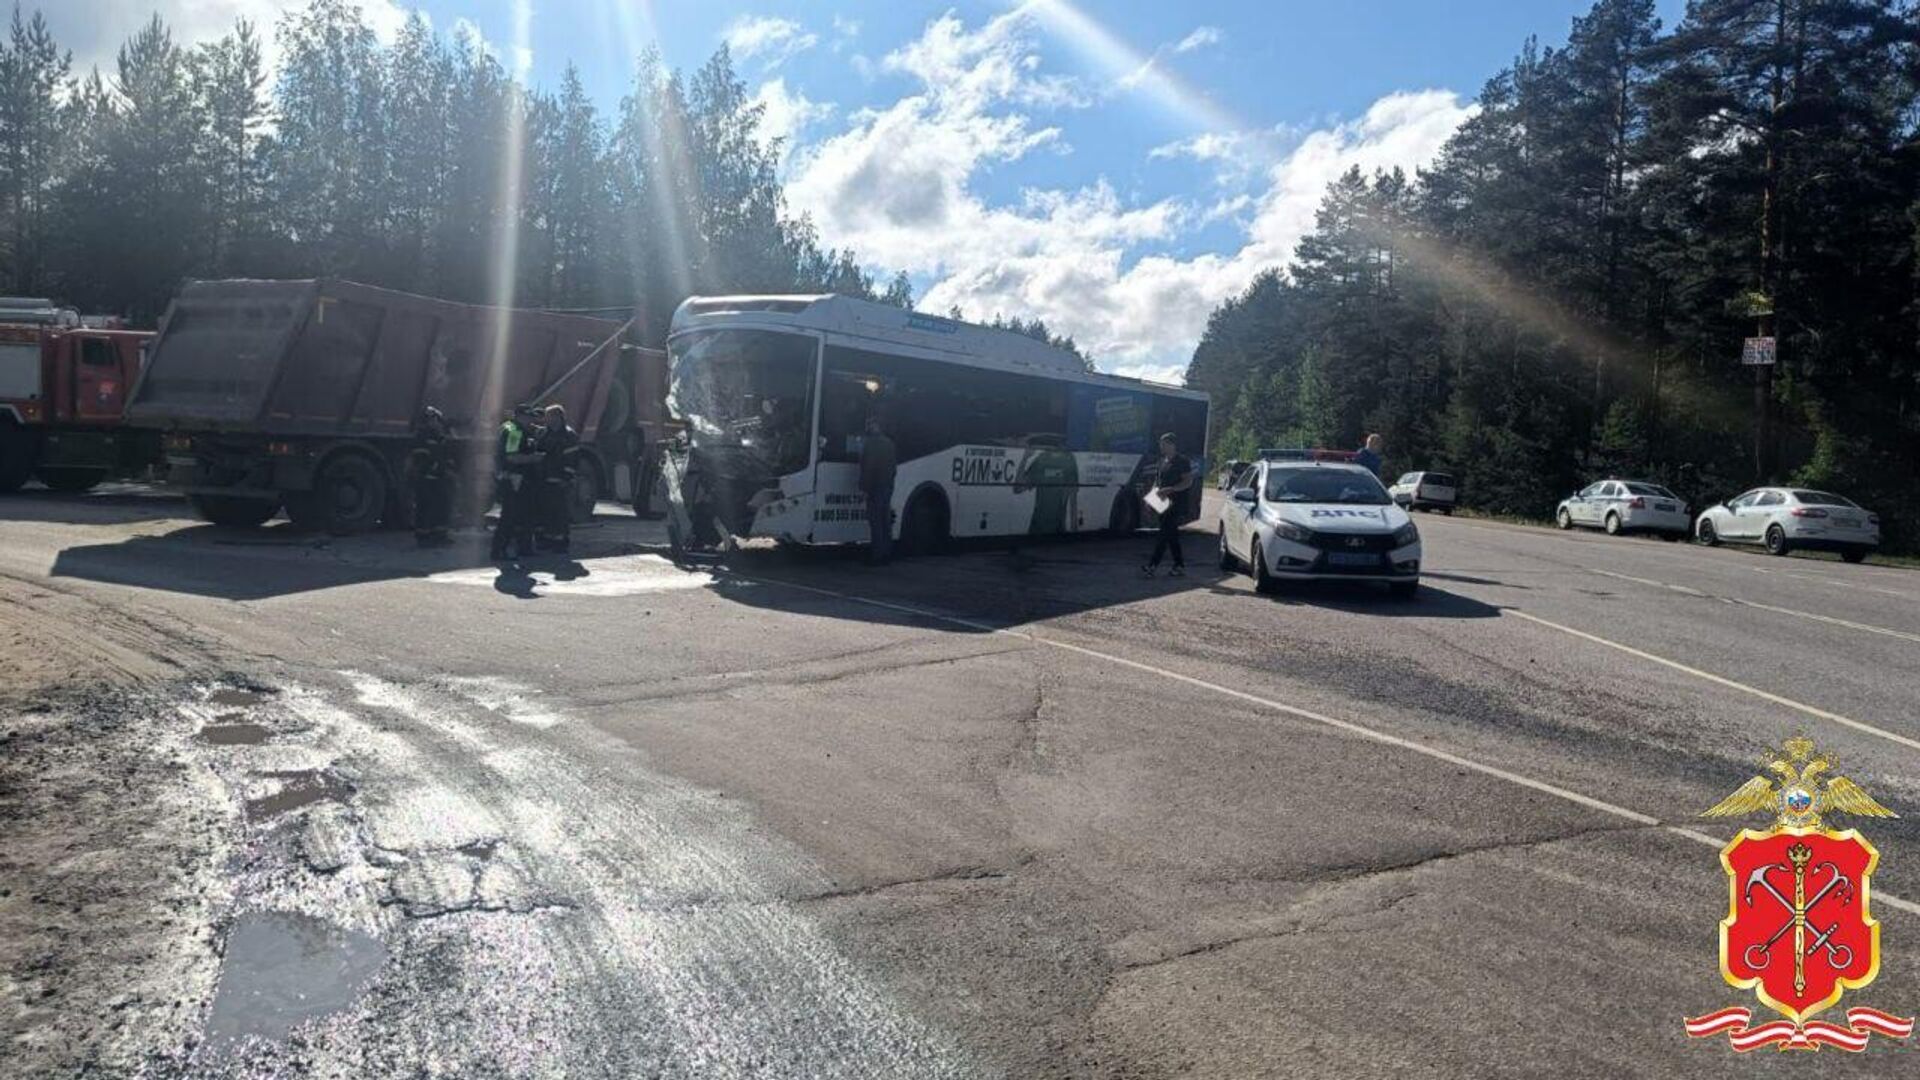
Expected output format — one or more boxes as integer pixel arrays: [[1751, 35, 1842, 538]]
[[697, 527, 1503, 631]]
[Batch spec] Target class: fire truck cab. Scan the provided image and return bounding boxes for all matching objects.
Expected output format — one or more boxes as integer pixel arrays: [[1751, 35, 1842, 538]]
[[0, 297, 155, 492]]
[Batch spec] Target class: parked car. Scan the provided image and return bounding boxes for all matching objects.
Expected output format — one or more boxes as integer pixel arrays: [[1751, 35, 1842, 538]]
[[1694, 487, 1880, 562], [1217, 458, 1420, 598], [1556, 480, 1689, 539], [1218, 459, 1250, 490], [1388, 470, 1457, 513]]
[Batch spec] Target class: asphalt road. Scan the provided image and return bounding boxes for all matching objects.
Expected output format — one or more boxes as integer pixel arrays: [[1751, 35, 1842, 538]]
[[4, 485, 1920, 1077]]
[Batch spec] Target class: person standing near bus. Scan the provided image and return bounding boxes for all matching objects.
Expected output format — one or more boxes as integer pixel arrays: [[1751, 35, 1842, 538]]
[[859, 415, 897, 564], [1142, 432, 1193, 577], [1015, 439, 1079, 536]]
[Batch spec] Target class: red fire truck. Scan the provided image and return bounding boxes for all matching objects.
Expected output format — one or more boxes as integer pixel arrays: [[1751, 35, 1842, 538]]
[[0, 298, 157, 493]]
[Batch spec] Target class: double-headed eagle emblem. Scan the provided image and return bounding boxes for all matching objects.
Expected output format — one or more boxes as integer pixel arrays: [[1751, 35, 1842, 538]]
[[1684, 736, 1912, 1052], [1702, 737, 1895, 830]]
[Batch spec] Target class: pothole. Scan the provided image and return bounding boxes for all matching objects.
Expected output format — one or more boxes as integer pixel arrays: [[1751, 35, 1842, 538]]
[[202, 911, 385, 1047], [208, 688, 272, 708], [245, 771, 355, 820], [198, 723, 271, 746]]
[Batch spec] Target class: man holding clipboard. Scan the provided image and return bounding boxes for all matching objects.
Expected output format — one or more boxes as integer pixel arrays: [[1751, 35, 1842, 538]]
[[1142, 432, 1194, 577]]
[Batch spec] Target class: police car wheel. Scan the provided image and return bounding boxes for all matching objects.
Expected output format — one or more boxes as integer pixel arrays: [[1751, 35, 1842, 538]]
[[1604, 512, 1622, 536], [1252, 545, 1277, 594], [1696, 520, 1719, 546], [1765, 525, 1790, 556], [1556, 508, 1573, 530], [1217, 525, 1236, 571]]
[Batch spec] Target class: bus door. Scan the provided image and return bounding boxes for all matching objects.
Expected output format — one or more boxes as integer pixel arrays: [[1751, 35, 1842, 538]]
[[810, 358, 883, 543]]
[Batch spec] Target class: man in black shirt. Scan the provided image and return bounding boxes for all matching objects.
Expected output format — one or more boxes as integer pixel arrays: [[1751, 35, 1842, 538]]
[[1143, 432, 1193, 577]]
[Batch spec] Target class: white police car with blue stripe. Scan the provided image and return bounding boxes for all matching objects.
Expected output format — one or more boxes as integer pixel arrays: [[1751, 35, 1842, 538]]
[[1218, 456, 1421, 598]]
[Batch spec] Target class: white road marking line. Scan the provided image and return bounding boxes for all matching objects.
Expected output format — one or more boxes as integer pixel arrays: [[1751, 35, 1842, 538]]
[[739, 573, 1920, 917], [1505, 609, 1920, 758], [1587, 568, 1920, 645]]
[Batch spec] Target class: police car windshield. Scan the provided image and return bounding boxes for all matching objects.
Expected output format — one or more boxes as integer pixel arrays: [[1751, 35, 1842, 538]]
[[1265, 466, 1391, 505]]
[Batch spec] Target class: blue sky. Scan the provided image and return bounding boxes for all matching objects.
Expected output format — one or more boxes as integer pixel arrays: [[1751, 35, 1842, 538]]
[[57, 1, 1687, 380]]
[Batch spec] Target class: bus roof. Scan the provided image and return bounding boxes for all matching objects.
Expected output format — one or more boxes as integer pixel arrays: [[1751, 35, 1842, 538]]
[[670, 293, 1207, 401]]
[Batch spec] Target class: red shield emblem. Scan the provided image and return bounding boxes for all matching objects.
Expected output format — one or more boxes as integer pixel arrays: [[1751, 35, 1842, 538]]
[[1722, 827, 1880, 1022]]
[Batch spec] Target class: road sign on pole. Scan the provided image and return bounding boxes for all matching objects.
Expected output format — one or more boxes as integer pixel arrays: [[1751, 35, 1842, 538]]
[[1742, 337, 1777, 366]]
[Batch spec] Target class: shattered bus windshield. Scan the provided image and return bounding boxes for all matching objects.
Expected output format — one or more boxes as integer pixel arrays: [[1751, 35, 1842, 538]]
[[668, 329, 817, 479]]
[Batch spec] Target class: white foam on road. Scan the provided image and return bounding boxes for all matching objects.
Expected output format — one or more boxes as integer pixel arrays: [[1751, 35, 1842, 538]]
[[426, 554, 716, 596], [326, 670, 969, 1078]]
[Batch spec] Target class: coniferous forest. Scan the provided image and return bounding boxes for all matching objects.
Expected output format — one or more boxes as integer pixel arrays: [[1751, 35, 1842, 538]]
[[1186, 0, 1920, 551], [0, 0, 914, 340], [1, 1, 1916, 546]]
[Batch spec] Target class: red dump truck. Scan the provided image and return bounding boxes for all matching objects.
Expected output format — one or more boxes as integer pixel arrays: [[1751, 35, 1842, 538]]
[[0, 298, 157, 492], [126, 279, 668, 532]]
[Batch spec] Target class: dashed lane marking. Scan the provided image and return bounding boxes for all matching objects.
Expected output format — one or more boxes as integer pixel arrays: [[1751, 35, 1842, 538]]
[[1505, 609, 1920, 757], [1587, 568, 1920, 645], [735, 572, 1920, 917]]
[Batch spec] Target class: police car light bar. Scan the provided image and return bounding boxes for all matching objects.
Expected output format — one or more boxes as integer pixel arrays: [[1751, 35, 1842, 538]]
[[1257, 448, 1361, 463]]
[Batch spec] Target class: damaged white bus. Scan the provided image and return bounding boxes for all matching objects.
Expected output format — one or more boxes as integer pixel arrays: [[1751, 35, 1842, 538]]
[[660, 294, 1208, 554]]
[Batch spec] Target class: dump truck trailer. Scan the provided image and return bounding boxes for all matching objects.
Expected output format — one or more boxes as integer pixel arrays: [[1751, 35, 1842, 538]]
[[126, 279, 668, 532], [0, 299, 158, 493]]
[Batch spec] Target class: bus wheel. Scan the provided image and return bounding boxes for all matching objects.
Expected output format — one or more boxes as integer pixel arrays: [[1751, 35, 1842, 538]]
[[901, 493, 949, 556], [1107, 492, 1139, 536]]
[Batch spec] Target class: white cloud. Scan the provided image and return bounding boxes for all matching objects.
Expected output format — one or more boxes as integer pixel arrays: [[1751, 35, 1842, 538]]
[[1173, 26, 1221, 54], [723, 15, 819, 69], [1107, 362, 1188, 386], [45, 0, 412, 80], [784, 11, 1475, 370], [751, 78, 834, 167]]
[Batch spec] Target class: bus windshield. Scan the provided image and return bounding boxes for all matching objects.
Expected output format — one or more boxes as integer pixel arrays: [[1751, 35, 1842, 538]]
[[668, 329, 817, 479]]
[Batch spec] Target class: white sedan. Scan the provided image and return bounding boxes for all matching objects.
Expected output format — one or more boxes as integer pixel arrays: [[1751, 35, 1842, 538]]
[[1695, 487, 1880, 562], [1556, 479, 1690, 539], [1218, 459, 1421, 598]]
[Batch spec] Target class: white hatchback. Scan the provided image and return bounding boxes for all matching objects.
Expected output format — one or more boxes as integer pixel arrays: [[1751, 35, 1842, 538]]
[[1556, 480, 1690, 540], [1388, 470, 1457, 513], [1217, 460, 1421, 598], [1695, 487, 1881, 562]]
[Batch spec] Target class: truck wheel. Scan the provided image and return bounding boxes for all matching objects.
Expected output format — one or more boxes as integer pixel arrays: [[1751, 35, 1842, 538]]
[[36, 467, 108, 493], [0, 424, 40, 493], [190, 493, 281, 528], [293, 453, 388, 535]]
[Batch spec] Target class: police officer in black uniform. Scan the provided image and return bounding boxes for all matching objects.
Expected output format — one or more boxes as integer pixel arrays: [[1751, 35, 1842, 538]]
[[536, 403, 580, 554], [490, 403, 543, 561], [409, 406, 456, 547]]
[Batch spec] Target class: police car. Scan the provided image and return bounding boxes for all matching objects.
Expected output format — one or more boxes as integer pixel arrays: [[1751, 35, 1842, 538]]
[[1217, 452, 1422, 598]]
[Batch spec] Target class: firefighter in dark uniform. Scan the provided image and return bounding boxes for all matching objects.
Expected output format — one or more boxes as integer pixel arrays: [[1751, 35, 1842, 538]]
[[536, 403, 580, 554], [490, 403, 543, 561], [408, 406, 456, 547]]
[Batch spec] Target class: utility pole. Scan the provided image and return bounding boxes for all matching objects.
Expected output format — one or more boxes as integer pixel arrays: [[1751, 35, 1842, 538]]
[[1752, 0, 1790, 481]]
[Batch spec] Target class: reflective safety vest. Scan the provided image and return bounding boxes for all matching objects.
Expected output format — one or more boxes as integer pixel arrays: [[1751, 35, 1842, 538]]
[[501, 420, 524, 454]]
